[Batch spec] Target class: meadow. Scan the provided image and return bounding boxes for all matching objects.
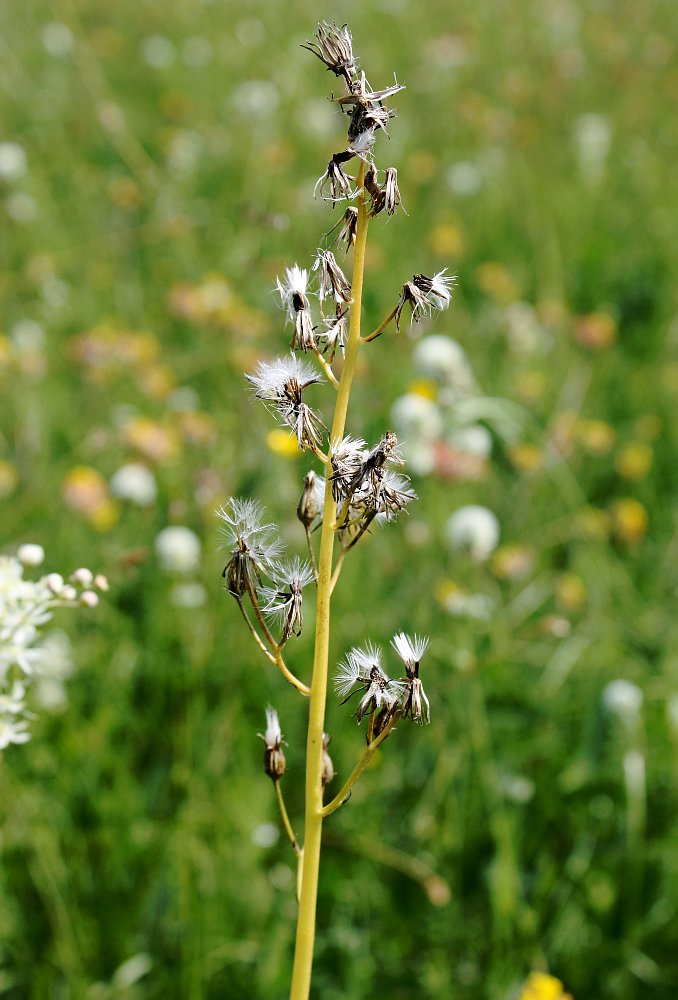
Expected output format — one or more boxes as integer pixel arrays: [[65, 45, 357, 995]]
[[1, 1, 677, 997]]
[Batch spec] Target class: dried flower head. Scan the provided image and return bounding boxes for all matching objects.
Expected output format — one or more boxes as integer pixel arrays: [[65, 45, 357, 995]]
[[297, 470, 326, 529], [336, 72, 404, 140], [395, 270, 456, 330], [314, 154, 357, 203], [317, 309, 349, 362], [313, 249, 352, 304], [260, 557, 315, 642], [259, 705, 286, 780], [334, 206, 358, 251], [392, 632, 431, 724], [335, 643, 404, 723], [217, 497, 284, 596], [247, 355, 326, 451], [329, 434, 367, 500], [302, 22, 357, 86], [276, 264, 316, 351], [382, 167, 402, 216]]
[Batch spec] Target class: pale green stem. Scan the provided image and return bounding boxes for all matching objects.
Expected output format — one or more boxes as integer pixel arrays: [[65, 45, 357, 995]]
[[304, 525, 319, 582], [288, 161, 368, 1000], [275, 780, 301, 857], [245, 579, 310, 696], [235, 597, 277, 664], [321, 712, 400, 818], [329, 548, 346, 595], [362, 305, 398, 342], [313, 347, 340, 388]]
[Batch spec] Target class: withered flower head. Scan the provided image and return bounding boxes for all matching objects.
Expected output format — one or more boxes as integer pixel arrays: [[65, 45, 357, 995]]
[[314, 154, 358, 203], [382, 167, 402, 216], [317, 309, 349, 362], [335, 643, 405, 723], [336, 206, 358, 250], [297, 470, 326, 529], [260, 557, 315, 642], [302, 22, 357, 86], [217, 497, 284, 597], [259, 705, 286, 780], [247, 355, 326, 451], [329, 434, 367, 500], [395, 269, 456, 330], [275, 264, 316, 351], [392, 632, 431, 724], [313, 248, 352, 304]]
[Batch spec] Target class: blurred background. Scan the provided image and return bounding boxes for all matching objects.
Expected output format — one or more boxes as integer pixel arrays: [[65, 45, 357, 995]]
[[1, 0, 678, 997]]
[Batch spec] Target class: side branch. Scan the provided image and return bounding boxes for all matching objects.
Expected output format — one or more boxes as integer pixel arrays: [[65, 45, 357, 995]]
[[362, 305, 397, 343], [321, 712, 401, 817]]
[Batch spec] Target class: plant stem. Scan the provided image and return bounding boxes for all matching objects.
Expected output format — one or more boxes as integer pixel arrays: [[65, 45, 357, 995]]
[[321, 713, 400, 818], [275, 780, 301, 856], [289, 162, 368, 1000], [362, 305, 397, 342]]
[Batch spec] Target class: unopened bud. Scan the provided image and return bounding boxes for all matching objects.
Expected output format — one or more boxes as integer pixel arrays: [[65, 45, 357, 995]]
[[297, 471, 324, 528]]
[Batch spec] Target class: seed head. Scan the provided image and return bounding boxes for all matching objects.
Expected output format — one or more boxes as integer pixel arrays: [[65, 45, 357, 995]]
[[335, 643, 405, 723], [297, 470, 326, 529], [260, 557, 315, 641], [247, 355, 326, 451], [392, 632, 431, 724], [275, 265, 316, 351], [217, 498, 284, 597], [395, 270, 456, 330], [313, 249, 352, 304], [302, 22, 357, 86], [314, 155, 358, 203], [259, 705, 286, 780]]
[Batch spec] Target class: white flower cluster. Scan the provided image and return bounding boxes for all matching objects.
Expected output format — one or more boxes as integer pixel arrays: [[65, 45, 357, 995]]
[[0, 545, 107, 751]]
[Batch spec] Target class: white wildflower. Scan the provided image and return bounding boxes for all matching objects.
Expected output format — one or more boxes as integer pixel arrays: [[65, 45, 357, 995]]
[[444, 506, 500, 561], [155, 526, 201, 574]]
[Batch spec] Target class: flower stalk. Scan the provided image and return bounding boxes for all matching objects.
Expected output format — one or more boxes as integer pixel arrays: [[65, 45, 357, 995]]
[[289, 159, 368, 1000], [220, 23, 451, 1000]]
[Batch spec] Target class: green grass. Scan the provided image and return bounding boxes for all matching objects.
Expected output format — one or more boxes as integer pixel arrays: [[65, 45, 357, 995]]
[[2, 1, 678, 997]]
